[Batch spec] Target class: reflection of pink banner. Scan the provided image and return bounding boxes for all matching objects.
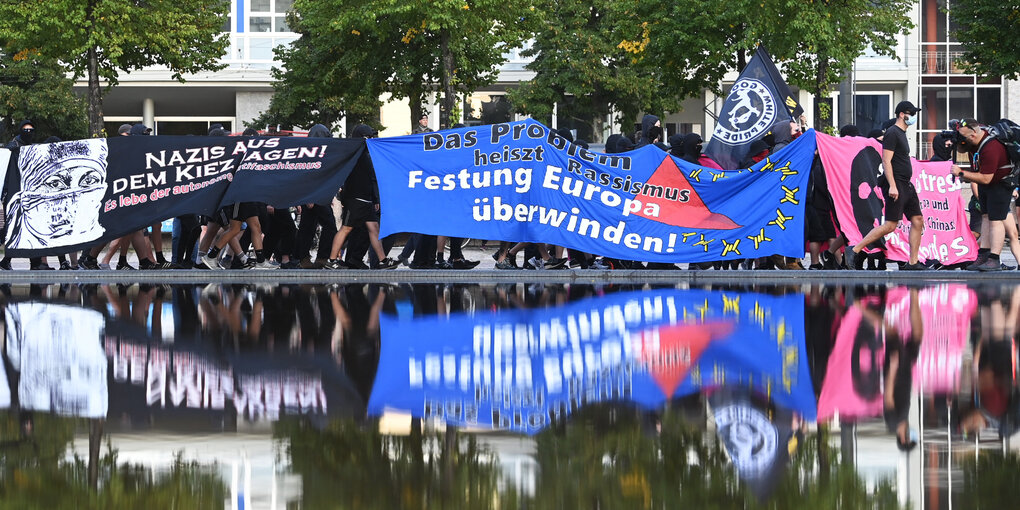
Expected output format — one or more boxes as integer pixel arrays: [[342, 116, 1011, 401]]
[[885, 285, 975, 394], [817, 306, 885, 421], [817, 134, 978, 264]]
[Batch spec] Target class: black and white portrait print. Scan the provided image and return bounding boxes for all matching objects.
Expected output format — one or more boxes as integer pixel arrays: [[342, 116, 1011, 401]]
[[5, 139, 108, 249]]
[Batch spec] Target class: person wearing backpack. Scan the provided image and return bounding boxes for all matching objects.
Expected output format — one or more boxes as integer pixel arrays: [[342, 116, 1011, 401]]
[[951, 119, 1015, 271]]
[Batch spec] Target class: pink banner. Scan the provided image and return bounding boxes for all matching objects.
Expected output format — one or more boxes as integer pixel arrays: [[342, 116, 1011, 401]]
[[816, 133, 978, 265], [885, 285, 974, 394], [817, 306, 885, 421]]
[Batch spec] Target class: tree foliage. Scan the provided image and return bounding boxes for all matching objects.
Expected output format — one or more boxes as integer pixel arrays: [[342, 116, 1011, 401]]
[[949, 1, 1020, 79], [513, 0, 913, 133], [255, 0, 535, 133], [0, 0, 229, 136], [0, 50, 87, 141]]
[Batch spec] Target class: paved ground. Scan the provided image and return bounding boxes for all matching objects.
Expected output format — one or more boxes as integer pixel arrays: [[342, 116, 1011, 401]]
[[4, 243, 1016, 272]]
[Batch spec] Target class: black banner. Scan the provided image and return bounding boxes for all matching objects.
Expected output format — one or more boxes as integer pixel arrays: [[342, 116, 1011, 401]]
[[704, 46, 803, 170], [1, 136, 364, 257]]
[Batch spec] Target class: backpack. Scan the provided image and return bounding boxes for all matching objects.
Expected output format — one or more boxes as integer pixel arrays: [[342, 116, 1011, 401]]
[[988, 119, 1020, 188]]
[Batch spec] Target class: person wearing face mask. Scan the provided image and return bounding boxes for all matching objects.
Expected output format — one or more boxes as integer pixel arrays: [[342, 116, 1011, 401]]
[[679, 133, 723, 170], [846, 101, 925, 271], [6, 120, 36, 149]]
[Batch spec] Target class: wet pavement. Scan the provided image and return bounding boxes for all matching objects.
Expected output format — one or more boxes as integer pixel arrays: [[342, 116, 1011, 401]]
[[0, 280, 1016, 509]]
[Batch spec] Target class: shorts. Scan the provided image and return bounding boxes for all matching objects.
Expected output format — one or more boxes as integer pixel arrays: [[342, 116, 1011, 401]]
[[215, 202, 264, 224], [978, 183, 1012, 221], [340, 200, 379, 227], [880, 179, 922, 222], [806, 203, 837, 242]]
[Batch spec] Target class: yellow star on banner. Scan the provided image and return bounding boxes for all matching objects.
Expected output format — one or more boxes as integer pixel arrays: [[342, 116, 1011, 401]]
[[681, 232, 697, 242], [689, 168, 702, 182], [768, 209, 794, 230], [722, 294, 740, 315], [777, 162, 797, 181], [721, 238, 741, 256], [694, 234, 714, 252], [760, 157, 776, 172], [746, 228, 773, 249], [710, 171, 726, 182], [696, 299, 710, 320], [780, 185, 799, 205]]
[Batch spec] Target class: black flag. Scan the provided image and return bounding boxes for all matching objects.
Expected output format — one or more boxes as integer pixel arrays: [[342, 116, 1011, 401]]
[[704, 46, 803, 170]]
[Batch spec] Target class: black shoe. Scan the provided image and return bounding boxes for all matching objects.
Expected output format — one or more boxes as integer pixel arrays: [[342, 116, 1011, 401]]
[[900, 262, 926, 271], [78, 256, 100, 270], [0, 259, 10, 271], [59, 261, 74, 271], [138, 259, 158, 270], [116, 260, 137, 270], [808, 263, 824, 270], [845, 249, 860, 270], [820, 251, 837, 270], [377, 257, 400, 269], [30, 263, 55, 271], [965, 253, 990, 271], [435, 260, 454, 269], [545, 257, 568, 269], [451, 259, 480, 269], [322, 258, 346, 270], [279, 260, 301, 269]]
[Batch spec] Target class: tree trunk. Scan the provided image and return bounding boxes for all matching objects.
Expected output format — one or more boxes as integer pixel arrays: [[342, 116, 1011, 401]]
[[813, 58, 830, 131], [88, 418, 104, 490], [85, 0, 104, 137], [439, 30, 456, 130], [87, 47, 104, 137], [409, 87, 424, 132]]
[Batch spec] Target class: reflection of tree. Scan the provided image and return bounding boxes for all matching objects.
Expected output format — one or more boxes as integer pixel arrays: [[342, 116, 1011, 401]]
[[0, 412, 225, 509], [527, 403, 901, 509], [959, 452, 1020, 509], [276, 418, 516, 509]]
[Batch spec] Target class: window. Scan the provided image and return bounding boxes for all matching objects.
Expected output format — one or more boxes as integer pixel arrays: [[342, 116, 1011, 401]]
[[463, 94, 512, 126], [248, 0, 293, 33], [854, 94, 890, 135]]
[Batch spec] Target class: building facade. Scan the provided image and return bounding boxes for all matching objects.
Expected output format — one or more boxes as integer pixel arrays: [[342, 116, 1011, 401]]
[[88, 0, 1017, 158]]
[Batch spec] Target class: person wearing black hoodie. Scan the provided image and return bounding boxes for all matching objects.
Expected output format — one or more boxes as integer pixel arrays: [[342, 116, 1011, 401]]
[[635, 114, 666, 150], [323, 124, 399, 269], [282, 124, 338, 268], [1, 121, 42, 270]]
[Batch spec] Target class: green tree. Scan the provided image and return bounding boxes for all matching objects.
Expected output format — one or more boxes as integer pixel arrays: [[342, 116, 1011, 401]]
[[0, 0, 229, 137], [759, 0, 913, 130], [949, 1, 1020, 79], [0, 49, 87, 141], [256, 0, 534, 133]]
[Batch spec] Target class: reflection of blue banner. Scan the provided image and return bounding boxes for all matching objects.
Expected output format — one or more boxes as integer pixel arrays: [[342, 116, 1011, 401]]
[[368, 289, 816, 433], [369, 120, 816, 263]]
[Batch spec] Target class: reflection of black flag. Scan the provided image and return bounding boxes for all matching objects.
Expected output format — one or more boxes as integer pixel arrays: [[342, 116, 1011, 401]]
[[705, 46, 803, 170], [710, 387, 798, 500]]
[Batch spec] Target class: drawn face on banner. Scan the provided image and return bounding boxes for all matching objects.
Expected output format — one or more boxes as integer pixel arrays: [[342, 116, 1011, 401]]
[[5, 140, 108, 249], [849, 147, 886, 249]]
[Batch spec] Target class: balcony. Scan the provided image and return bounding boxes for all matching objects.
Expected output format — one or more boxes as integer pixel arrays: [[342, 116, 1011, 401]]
[[921, 50, 968, 75]]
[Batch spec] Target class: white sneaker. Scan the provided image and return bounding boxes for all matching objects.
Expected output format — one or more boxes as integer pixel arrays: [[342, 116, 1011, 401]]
[[528, 256, 546, 270], [201, 252, 222, 269], [251, 259, 276, 270]]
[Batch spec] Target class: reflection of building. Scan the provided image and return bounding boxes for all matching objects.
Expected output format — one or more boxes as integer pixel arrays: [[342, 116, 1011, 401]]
[[71, 431, 302, 510]]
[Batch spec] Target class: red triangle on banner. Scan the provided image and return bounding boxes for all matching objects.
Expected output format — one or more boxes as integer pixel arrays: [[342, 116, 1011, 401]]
[[637, 321, 734, 397], [632, 156, 741, 230]]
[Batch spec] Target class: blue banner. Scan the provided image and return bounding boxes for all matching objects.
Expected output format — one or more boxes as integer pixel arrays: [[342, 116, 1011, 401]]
[[369, 119, 816, 263], [368, 288, 816, 434]]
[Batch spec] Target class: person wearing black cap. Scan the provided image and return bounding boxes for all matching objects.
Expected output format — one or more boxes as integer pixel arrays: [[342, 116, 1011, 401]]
[[846, 101, 925, 271]]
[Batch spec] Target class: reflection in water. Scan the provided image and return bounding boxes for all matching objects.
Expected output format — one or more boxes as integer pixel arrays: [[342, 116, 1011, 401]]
[[0, 282, 1014, 509]]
